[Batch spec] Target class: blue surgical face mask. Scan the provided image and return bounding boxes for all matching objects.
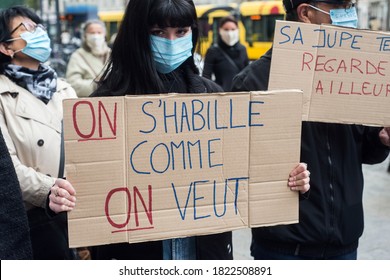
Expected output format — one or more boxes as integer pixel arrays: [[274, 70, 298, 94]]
[[150, 33, 193, 74], [329, 6, 358, 28], [9, 26, 52, 62], [308, 5, 358, 28]]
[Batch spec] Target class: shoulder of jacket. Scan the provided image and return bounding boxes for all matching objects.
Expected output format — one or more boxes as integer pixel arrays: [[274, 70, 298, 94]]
[[56, 78, 77, 96], [207, 45, 220, 53], [200, 76, 223, 92], [0, 75, 18, 95], [70, 47, 88, 59]]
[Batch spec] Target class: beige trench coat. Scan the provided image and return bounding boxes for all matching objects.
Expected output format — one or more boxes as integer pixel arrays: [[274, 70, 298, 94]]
[[66, 47, 110, 97], [0, 75, 77, 210]]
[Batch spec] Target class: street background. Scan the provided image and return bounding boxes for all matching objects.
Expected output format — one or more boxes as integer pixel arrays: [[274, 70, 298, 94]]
[[233, 156, 390, 260]]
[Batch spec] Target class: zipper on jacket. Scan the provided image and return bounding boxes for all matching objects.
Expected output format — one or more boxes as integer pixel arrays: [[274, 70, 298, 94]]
[[326, 125, 335, 239]]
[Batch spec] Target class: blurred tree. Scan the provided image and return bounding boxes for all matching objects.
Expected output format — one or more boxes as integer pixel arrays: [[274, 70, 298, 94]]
[[0, 0, 24, 9], [26, 0, 40, 10], [0, 0, 39, 9]]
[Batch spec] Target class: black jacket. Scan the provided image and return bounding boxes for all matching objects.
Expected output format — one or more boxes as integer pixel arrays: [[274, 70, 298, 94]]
[[0, 128, 33, 259], [91, 59, 232, 260], [232, 48, 390, 258], [202, 39, 249, 91]]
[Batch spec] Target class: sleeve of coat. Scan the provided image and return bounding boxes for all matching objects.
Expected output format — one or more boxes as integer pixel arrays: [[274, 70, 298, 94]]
[[0, 103, 56, 208]]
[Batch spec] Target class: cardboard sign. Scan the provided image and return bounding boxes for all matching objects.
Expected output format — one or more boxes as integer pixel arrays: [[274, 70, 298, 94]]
[[269, 20, 390, 126], [63, 90, 303, 248]]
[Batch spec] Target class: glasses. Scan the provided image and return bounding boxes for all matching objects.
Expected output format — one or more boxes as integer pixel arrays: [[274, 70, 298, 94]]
[[311, 1, 356, 10], [10, 22, 45, 35]]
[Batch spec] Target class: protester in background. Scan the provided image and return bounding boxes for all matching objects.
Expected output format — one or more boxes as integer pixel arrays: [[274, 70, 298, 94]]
[[0, 6, 77, 259], [202, 16, 248, 91], [60, 30, 71, 45], [66, 19, 111, 97], [51, 0, 309, 260], [0, 127, 33, 260], [232, 0, 390, 260]]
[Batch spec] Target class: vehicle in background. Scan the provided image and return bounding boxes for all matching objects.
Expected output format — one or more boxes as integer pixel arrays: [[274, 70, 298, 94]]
[[239, 1, 285, 60], [195, 0, 285, 60], [98, 10, 124, 42], [60, 1, 285, 61]]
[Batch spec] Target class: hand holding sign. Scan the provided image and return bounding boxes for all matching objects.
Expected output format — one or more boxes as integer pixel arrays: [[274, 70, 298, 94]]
[[63, 91, 305, 247], [379, 127, 390, 147], [288, 163, 310, 194], [49, 178, 76, 214]]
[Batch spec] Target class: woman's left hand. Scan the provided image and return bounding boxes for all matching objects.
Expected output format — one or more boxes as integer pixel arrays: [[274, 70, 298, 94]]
[[379, 127, 390, 147], [49, 178, 76, 214], [288, 163, 310, 194]]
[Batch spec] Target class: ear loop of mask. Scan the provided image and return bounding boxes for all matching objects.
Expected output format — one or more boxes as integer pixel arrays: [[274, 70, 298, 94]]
[[5, 37, 23, 59], [307, 4, 330, 15]]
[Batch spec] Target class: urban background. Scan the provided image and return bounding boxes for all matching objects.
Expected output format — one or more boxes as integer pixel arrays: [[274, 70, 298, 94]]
[[1, 0, 389, 260], [1, 0, 389, 44], [2, 0, 388, 77]]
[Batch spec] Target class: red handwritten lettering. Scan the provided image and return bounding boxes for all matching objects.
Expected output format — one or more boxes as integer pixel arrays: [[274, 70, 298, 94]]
[[72, 100, 118, 141], [105, 187, 131, 229], [133, 185, 153, 227], [301, 53, 388, 76], [98, 101, 117, 138], [301, 52, 314, 71], [73, 101, 96, 138], [314, 79, 390, 96], [104, 185, 154, 233]]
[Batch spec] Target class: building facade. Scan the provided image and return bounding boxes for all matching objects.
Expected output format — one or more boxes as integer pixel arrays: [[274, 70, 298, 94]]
[[40, 0, 390, 32]]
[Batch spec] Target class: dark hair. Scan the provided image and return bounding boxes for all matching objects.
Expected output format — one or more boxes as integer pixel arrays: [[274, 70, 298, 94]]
[[285, 8, 299, 21], [283, 0, 350, 20], [94, 0, 199, 96], [0, 6, 42, 72], [219, 15, 238, 28]]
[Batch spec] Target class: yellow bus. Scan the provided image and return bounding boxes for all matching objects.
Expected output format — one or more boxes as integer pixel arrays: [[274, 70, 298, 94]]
[[98, 10, 124, 41], [98, 1, 285, 60], [239, 1, 285, 60]]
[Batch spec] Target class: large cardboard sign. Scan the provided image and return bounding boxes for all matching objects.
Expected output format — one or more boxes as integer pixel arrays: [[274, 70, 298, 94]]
[[63, 91, 303, 248], [270, 20, 390, 126]]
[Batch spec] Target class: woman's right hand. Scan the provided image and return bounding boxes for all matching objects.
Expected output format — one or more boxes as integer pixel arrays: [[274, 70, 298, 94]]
[[288, 163, 310, 194], [49, 178, 76, 214]]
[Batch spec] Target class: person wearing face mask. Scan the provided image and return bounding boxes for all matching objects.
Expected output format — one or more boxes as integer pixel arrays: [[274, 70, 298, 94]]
[[49, 0, 310, 260], [232, 0, 390, 260], [202, 16, 249, 91], [66, 19, 111, 97], [0, 6, 78, 259]]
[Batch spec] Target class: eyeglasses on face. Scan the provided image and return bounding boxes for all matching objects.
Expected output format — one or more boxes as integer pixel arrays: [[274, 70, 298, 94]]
[[10, 22, 45, 35], [310, 0, 356, 10]]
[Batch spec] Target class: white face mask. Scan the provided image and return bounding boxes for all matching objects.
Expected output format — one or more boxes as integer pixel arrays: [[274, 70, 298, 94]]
[[85, 33, 106, 54], [219, 29, 239, 46]]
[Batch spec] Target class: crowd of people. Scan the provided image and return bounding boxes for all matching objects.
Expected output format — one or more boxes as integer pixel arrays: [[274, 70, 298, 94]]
[[0, 0, 389, 260]]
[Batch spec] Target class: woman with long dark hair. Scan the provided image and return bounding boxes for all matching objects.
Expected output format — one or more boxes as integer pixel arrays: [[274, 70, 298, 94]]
[[48, 0, 309, 260]]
